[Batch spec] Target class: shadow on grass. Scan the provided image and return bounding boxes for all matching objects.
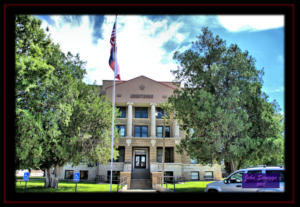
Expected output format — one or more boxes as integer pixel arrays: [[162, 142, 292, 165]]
[[173, 187, 206, 193]]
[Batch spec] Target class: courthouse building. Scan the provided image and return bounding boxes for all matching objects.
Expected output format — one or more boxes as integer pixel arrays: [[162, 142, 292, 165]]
[[57, 76, 222, 187]]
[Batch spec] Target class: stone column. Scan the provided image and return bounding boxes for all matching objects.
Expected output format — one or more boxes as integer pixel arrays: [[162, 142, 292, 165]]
[[125, 141, 132, 163], [150, 140, 157, 163], [150, 103, 156, 137], [174, 119, 180, 138], [127, 102, 133, 138]]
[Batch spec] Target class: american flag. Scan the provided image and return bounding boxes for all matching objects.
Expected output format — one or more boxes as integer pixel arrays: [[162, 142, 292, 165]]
[[109, 19, 121, 80]]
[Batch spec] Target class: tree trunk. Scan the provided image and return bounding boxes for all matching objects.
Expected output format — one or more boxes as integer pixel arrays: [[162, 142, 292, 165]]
[[224, 160, 237, 175], [230, 160, 237, 173], [44, 166, 59, 188]]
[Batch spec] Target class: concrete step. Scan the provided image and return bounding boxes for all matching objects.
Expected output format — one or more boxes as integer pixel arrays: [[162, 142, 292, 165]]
[[131, 169, 151, 179], [121, 189, 157, 193], [130, 179, 152, 189]]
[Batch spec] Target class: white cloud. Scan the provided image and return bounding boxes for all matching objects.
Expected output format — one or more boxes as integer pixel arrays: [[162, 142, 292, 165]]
[[39, 15, 181, 85], [217, 15, 284, 32], [264, 86, 284, 94]]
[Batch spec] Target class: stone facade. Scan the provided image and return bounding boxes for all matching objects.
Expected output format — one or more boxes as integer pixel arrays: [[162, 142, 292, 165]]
[[57, 76, 222, 183]]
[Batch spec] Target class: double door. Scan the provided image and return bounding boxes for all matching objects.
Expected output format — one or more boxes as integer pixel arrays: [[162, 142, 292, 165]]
[[135, 155, 146, 168]]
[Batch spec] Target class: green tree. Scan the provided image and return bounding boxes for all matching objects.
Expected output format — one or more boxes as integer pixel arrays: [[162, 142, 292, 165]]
[[157, 101, 175, 185], [169, 27, 284, 174], [15, 15, 119, 188]]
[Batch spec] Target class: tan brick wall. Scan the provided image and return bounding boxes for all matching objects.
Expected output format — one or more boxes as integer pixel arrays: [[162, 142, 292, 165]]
[[149, 146, 156, 162], [105, 76, 177, 105], [120, 172, 131, 189], [61, 76, 222, 182], [124, 145, 132, 163], [152, 171, 163, 190]]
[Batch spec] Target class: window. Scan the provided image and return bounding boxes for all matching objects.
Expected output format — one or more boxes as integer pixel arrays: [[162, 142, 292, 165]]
[[157, 147, 174, 163], [164, 171, 173, 183], [135, 107, 148, 118], [157, 148, 162, 163], [204, 171, 214, 180], [165, 126, 170, 137], [116, 125, 126, 137], [190, 157, 198, 164], [156, 107, 168, 119], [156, 126, 163, 137], [65, 170, 74, 179], [247, 170, 262, 174], [117, 107, 126, 118], [107, 171, 120, 183], [229, 171, 244, 183], [116, 146, 125, 162], [190, 171, 199, 180], [80, 170, 88, 180], [87, 162, 97, 167], [134, 126, 148, 137], [266, 170, 285, 182], [156, 126, 170, 138], [165, 147, 174, 163]]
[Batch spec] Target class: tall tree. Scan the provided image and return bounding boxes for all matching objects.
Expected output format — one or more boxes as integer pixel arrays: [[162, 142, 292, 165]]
[[169, 27, 284, 174], [157, 101, 175, 185], [15, 15, 119, 187]]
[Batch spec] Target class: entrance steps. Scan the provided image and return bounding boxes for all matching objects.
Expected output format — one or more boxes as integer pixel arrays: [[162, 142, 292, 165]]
[[131, 169, 150, 179], [120, 189, 157, 193], [130, 179, 152, 189]]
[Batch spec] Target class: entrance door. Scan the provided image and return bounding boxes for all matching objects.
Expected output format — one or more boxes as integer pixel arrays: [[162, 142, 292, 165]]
[[135, 155, 146, 168]]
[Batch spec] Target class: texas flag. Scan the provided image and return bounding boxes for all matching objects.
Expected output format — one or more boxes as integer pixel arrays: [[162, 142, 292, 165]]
[[109, 19, 121, 80]]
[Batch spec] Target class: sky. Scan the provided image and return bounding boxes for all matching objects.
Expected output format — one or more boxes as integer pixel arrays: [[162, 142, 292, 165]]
[[36, 15, 284, 114]]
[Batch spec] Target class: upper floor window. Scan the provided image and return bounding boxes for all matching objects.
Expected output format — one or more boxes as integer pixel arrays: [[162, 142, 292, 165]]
[[165, 126, 170, 137], [156, 107, 168, 119], [156, 126, 163, 137], [134, 126, 148, 137], [135, 107, 148, 118], [156, 126, 170, 138], [116, 125, 126, 137], [117, 106, 126, 118]]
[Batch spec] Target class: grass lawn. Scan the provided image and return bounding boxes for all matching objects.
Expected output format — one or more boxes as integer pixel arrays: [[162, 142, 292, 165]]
[[163, 181, 215, 192], [16, 178, 118, 192]]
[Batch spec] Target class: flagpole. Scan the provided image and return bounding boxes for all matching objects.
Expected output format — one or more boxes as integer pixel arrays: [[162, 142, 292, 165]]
[[110, 15, 117, 193], [110, 76, 115, 192]]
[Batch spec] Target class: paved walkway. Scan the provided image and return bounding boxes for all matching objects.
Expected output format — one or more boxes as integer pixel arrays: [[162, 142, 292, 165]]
[[120, 189, 157, 193]]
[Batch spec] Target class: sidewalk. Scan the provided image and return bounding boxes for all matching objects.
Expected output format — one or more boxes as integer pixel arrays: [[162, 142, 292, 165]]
[[120, 189, 157, 193]]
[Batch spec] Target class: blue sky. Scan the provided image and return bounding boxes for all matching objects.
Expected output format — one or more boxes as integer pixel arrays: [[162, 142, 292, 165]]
[[36, 15, 284, 114]]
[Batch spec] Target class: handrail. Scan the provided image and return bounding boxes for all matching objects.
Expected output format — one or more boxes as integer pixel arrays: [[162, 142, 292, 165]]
[[117, 176, 127, 192]]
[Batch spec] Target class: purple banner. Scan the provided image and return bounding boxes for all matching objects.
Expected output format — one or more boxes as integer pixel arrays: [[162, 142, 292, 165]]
[[242, 173, 280, 188]]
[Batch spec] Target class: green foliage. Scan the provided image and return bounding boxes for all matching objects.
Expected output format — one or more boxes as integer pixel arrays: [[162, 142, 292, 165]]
[[15, 15, 118, 173], [169, 27, 284, 173]]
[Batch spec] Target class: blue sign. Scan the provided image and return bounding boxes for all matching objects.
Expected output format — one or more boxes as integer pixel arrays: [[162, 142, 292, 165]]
[[74, 172, 80, 182], [23, 172, 29, 181]]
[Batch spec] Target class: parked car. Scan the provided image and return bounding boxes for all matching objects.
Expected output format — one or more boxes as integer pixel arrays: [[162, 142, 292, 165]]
[[205, 166, 284, 192]]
